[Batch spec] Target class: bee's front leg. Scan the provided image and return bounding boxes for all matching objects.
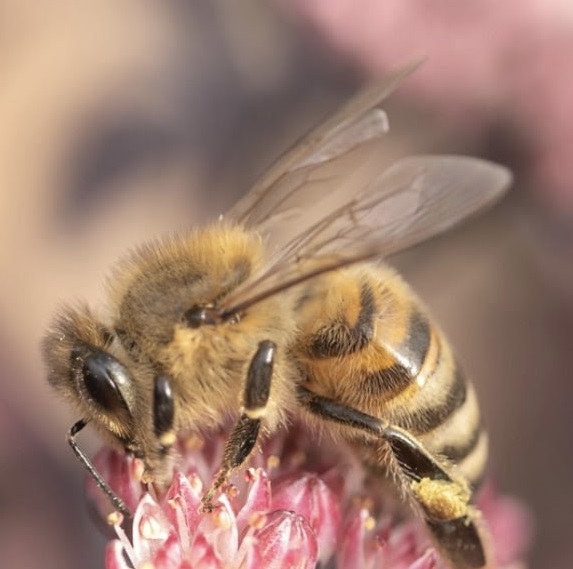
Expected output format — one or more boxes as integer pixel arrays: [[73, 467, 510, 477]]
[[202, 340, 276, 511]]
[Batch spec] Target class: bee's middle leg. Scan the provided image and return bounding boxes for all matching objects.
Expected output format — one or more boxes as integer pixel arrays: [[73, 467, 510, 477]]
[[202, 340, 276, 510]]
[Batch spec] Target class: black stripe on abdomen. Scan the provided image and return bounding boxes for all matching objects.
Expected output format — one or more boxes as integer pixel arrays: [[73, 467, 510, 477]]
[[361, 363, 414, 397], [399, 309, 431, 377], [306, 282, 376, 358], [360, 307, 432, 398], [440, 424, 482, 463], [416, 363, 468, 433]]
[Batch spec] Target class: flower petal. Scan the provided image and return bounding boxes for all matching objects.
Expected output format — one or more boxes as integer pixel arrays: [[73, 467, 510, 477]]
[[272, 472, 340, 562], [164, 472, 203, 545], [132, 494, 173, 563], [194, 495, 239, 562], [249, 510, 318, 569], [236, 468, 272, 533], [87, 448, 145, 517], [337, 507, 371, 569], [188, 534, 224, 569], [152, 533, 183, 569], [408, 548, 439, 569]]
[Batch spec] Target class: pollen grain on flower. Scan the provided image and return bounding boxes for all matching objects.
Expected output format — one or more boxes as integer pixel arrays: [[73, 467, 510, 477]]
[[88, 428, 531, 569]]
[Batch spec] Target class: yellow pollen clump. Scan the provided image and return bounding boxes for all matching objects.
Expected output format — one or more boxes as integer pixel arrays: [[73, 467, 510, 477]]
[[107, 511, 123, 526], [364, 515, 376, 531], [411, 478, 471, 520]]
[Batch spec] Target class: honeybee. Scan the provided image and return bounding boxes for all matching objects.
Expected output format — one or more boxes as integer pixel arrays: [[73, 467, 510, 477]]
[[43, 62, 511, 569]]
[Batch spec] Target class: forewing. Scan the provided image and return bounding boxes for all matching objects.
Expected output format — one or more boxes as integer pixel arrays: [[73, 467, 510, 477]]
[[226, 60, 422, 233], [221, 155, 512, 313]]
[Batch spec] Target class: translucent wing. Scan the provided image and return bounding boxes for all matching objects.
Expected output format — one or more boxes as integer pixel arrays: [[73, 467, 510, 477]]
[[221, 154, 511, 315], [226, 60, 422, 234], [218, 62, 511, 314]]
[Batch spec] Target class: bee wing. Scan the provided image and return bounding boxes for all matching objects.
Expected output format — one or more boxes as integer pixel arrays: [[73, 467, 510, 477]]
[[226, 60, 422, 230], [221, 154, 511, 314]]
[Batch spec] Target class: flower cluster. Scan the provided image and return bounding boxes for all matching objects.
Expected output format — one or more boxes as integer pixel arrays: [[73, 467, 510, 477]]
[[88, 428, 531, 569]]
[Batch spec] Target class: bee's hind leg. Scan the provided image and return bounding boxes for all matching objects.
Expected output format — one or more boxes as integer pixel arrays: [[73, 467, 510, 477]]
[[202, 340, 276, 510], [297, 385, 490, 569]]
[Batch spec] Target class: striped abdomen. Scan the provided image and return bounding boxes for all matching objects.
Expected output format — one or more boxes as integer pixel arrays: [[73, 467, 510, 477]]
[[294, 264, 487, 489]]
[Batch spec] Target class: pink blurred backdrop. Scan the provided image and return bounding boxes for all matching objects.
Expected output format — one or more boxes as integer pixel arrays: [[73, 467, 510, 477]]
[[1, 1, 572, 567]]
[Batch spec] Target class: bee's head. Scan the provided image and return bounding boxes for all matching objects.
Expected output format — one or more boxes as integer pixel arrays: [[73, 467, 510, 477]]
[[42, 305, 176, 483]]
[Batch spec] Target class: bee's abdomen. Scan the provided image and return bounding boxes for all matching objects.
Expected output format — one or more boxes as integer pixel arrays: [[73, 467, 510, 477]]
[[411, 350, 487, 489], [296, 265, 487, 488]]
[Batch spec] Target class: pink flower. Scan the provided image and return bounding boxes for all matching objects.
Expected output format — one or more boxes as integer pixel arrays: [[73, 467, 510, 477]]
[[87, 427, 531, 569]]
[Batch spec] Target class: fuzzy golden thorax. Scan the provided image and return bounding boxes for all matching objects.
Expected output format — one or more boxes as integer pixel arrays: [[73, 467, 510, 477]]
[[44, 223, 299, 485]]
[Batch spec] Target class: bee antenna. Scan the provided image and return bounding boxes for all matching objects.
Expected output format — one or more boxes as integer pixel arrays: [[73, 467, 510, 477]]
[[67, 419, 132, 518]]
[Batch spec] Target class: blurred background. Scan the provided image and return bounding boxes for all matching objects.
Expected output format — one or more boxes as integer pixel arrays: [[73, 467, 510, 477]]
[[1, 1, 572, 567]]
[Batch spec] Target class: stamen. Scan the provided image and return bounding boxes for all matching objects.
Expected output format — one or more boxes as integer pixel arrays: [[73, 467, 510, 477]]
[[139, 513, 164, 540], [248, 511, 267, 529], [168, 496, 190, 552], [188, 473, 203, 494], [267, 455, 280, 471], [213, 506, 232, 530], [110, 514, 137, 566]]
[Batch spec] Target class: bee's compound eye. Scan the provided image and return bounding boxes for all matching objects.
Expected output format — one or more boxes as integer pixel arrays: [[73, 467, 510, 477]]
[[184, 305, 220, 328], [74, 349, 132, 415]]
